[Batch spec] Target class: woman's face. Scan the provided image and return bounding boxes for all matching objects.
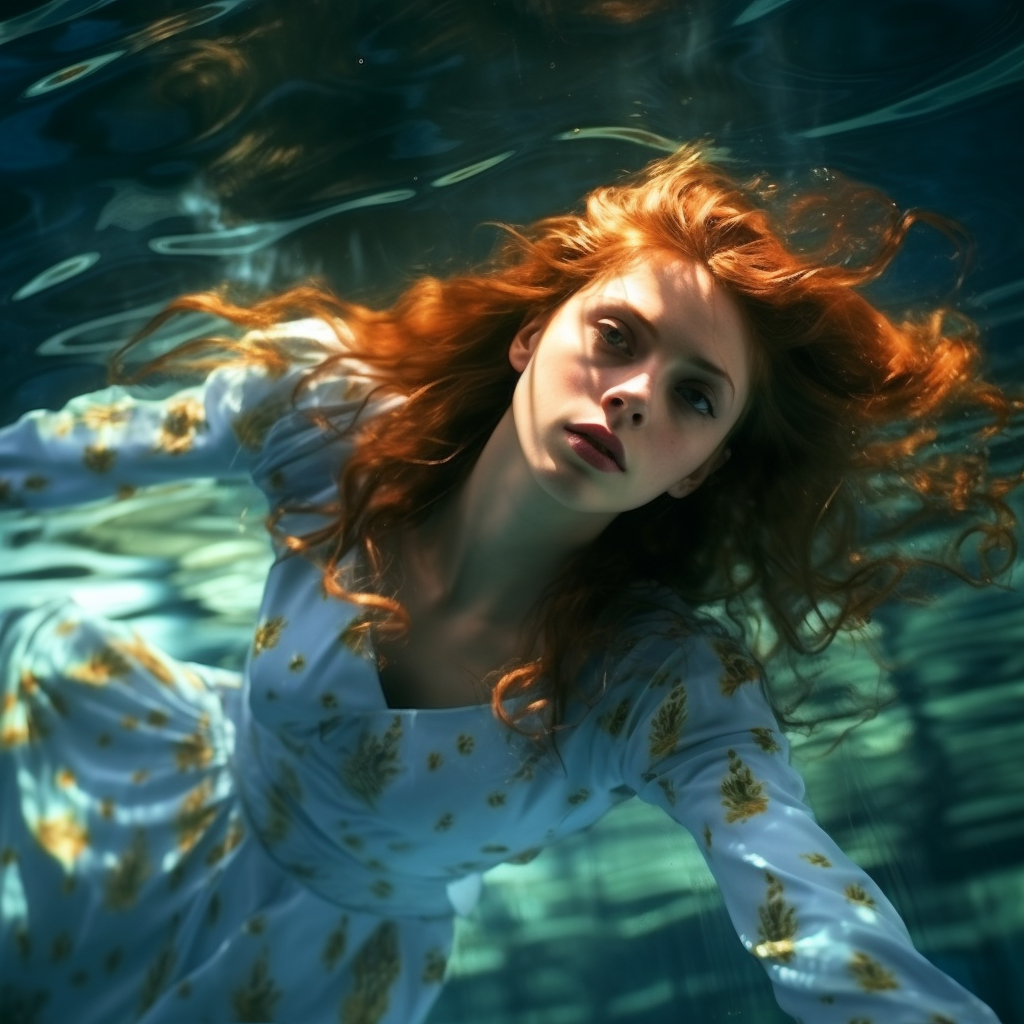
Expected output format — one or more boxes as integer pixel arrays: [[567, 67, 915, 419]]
[[509, 252, 753, 515]]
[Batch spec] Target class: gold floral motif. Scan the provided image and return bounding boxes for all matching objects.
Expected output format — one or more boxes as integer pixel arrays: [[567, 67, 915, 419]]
[[567, 788, 590, 806], [81, 402, 131, 430], [111, 633, 174, 686], [231, 397, 289, 452], [426, 751, 443, 771], [513, 753, 540, 782], [422, 948, 447, 984], [121, 715, 139, 731], [56, 768, 76, 789], [51, 931, 74, 961], [849, 951, 899, 992], [323, 916, 349, 971], [434, 812, 454, 831], [721, 749, 769, 822], [750, 727, 781, 753], [253, 616, 286, 656], [486, 791, 506, 807], [156, 397, 206, 455], [173, 712, 213, 771], [82, 444, 116, 474], [753, 872, 798, 962], [70, 645, 132, 685], [844, 884, 876, 909], [342, 921, 400, 1024], [648, 684, 687, 760], [507, 847, 541, 865], [702, 824, 712, 849], [800, 852, 832, 868], [338, 617, 374, 660], [205, 819, 245, 866], [339, 716, 404, 806], [264, 785, 291, 844], [288, 653, 306, 671], [104, 829, 152, 911], [138, 936, 178, 1017], [116, 484, 136, 501], [146, 710, 170, 728], [597, 697, 630, 737], [712, 637, 760, 696], [100, 798, 116, 820], [175, 778, 217, 853], [657, 778, 676, 807], [131, 769, 149, 784], [322, 692, 339, 709], [456, 733, 475, 756], [1, 724, 30, 749], [35, 813, 90, 869], [648, 665, 681, 689]]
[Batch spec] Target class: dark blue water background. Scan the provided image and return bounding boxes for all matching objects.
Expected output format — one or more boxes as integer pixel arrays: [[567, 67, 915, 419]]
[[1, 1, 1022, 1021]]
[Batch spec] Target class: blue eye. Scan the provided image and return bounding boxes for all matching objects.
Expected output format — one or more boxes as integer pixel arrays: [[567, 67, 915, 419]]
[[676, 385, 716, 418], [597, 320, 630, 349]]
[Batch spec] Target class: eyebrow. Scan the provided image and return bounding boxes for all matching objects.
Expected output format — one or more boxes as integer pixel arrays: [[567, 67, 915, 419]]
[[614, 302, 736, 395]]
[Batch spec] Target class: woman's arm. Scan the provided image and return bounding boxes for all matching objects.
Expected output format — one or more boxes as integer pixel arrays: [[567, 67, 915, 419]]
[[0, 319, 349, 511], [612, 627, 1002, 1023]]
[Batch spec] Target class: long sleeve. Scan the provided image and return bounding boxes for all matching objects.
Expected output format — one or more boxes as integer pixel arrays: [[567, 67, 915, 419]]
[[610, 618, 1002, 1023], [0, 319, 360, 511]]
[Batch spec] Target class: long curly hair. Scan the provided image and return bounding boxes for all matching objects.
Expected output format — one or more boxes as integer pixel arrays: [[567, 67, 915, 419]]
[[114, 144, 1021, 733]]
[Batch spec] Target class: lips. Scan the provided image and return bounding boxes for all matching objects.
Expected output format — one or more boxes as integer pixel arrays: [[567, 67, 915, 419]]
[[566, 423, 625, 470]]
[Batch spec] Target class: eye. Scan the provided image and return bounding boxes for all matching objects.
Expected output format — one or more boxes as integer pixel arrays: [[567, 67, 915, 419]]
[[675, 385, 716, 418], [595, 319, 631, 351]]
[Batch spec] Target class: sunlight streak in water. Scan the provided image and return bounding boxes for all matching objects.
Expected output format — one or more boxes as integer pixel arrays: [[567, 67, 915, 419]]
[[23, 52, 126, 97], [553, 126, 682, 151], [732, 0, 799, 28], [36, 304, 222, 357], [13, 253, 101, 300], [0, 0, 115, 48], [803, 40, 1024, 137], [149, 189, 417, 256], [431, 151, 515, 187]]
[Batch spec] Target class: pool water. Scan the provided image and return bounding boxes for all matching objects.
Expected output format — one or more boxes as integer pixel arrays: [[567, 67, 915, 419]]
[[1, 1, 1023, 1021]]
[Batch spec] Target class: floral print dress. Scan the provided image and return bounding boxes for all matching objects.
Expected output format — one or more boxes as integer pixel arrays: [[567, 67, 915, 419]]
[[0, 320, 1003, 1023]]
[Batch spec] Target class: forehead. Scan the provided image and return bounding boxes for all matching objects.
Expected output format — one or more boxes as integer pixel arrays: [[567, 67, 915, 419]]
[[577, 253, 751, 366]]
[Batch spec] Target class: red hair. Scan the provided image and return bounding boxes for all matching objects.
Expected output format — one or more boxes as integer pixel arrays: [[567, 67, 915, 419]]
[[115, 145, 1021, 733]]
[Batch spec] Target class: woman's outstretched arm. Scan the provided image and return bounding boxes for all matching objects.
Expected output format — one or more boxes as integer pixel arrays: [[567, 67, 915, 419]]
[[610, 623, 1002, 1023], [0, 319, 350, 511]]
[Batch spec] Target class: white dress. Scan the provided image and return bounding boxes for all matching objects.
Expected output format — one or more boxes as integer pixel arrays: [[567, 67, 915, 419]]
[[0, 319, 1003, 1023]]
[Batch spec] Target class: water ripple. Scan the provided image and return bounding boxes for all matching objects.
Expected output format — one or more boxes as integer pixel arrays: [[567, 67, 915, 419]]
[[803, 39, 1024, 137]]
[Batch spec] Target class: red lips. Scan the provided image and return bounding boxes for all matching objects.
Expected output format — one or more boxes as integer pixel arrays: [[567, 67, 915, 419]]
[[566, 423, 625, 470]]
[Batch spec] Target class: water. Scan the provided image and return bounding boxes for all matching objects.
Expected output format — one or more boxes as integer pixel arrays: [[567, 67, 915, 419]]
[[1, 1, 1023, 1020]]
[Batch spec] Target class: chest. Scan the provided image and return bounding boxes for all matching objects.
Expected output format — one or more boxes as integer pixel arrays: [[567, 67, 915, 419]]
[[373, 613, 524, 710]]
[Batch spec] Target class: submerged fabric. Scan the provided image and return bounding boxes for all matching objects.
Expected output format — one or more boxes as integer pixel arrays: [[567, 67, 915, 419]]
[[0, 320, 1001, 1023]]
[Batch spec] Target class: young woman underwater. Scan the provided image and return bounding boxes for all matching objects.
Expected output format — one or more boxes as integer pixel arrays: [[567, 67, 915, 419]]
[[0, 146, 1017, 1022]]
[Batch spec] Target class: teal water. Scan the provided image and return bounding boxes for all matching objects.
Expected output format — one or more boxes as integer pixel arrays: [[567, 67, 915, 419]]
[[1, 1, 1023, 1020]]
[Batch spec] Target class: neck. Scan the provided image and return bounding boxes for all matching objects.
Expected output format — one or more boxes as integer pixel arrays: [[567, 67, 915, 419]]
[[399, 407, 614, 627]]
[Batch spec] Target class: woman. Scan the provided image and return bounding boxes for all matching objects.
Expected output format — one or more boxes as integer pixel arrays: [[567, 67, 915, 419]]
[[0, 146, 1013, 1022]]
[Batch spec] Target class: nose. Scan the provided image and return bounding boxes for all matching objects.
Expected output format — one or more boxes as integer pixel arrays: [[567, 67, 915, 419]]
[[603, 372, 651, 425]]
